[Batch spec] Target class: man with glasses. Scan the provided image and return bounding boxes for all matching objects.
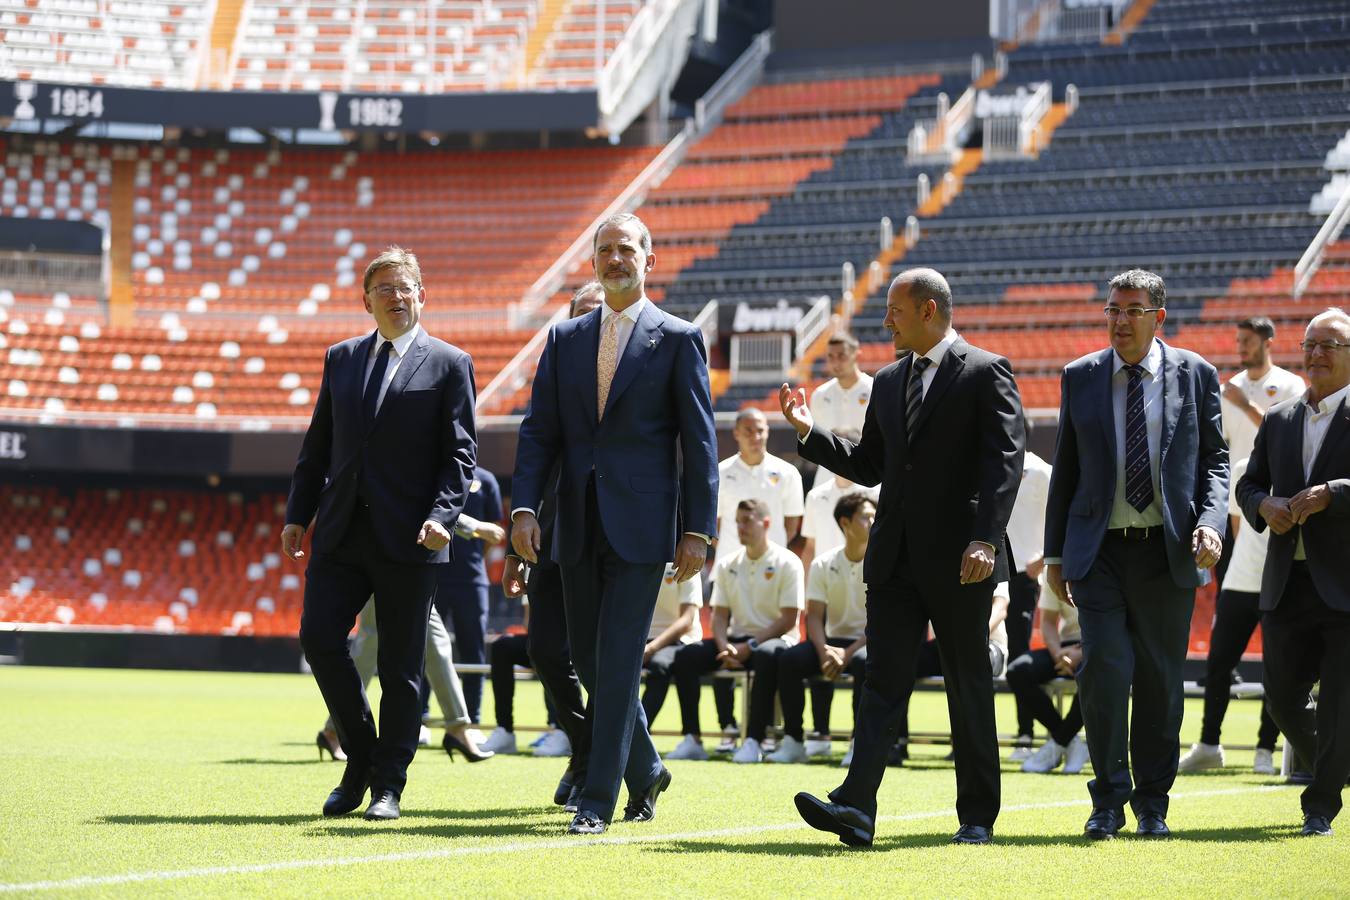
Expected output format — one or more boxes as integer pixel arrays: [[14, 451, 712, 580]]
[[282, 246, 477, 821], [1237, 308, 1350, 838], [1044, 269, 1228, 840]]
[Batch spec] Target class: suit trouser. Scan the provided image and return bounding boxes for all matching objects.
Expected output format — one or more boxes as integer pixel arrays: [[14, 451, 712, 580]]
[[1073, 531, 1193, 818], [1262, 562, 1350, 821], [525, 560, 591, 780], [831, 565, 1000, 827], [1005, 646, 1083, 747], [671, 636, 789, 742], [560, 482, 665, 822], [641, 642, 680, 726], [1006, 569, 1039, 737], [438, 578, 489, 723], [324, 598, 471, 734], [1200, 588, 1279, 750], [490, 633, 559, 733], [300, 505, 436, 796], [777, 638, 867, 742]]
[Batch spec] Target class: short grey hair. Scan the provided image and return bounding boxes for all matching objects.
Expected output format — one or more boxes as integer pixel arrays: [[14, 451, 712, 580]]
[[1108, 269, 1167, 308], [568, 280, 604, 317], [895, 267, 953, 321], [1309, 306, 1350, 336], [593, 213, 651, 255]]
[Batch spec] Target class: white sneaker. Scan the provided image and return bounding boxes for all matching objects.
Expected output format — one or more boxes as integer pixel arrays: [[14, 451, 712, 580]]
[[732, 737, 763, 764], [766, 735, 808, 763], [480, 726, 517, 755], [1008, 734, 1034, 762], [715, 725, 739, 753], [1062, 735, 1091, 774], [1022, 739, 1066, 773], [533, 729, 571, 758], [840, 739, 854, 767], [1253, 748, 1277, 775], [418, 725, 432, 746], [804, 738, 833, 758], [1178, 742, 1225, 773], [665, 734, 709, 761]]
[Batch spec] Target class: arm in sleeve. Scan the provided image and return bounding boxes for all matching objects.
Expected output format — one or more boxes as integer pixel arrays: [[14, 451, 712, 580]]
[[972, 355, 1026, 549], [1193, 363, 1230, 535], [428, 350, 478, 530], [799, 383, 886, 487], [674, 327, 719, 538], [511, 327, 563, 517], [285, 346, 336, 527]]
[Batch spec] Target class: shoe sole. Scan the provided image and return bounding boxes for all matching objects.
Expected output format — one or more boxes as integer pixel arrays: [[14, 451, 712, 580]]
[[1085, 830, 1117, 840], [622, 769, 673, 822], [794, 794, 872, 848]]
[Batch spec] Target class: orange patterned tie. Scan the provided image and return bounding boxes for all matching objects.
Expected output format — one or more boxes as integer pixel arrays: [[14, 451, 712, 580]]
[[596, 312, 620, 420]]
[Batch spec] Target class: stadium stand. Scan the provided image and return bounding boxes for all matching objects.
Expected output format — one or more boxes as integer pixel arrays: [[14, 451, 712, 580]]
[[530, 0, 638, 89]]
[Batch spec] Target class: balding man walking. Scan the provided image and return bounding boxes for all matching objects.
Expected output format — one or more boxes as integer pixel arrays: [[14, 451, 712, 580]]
[[780, 268, 1025, 846]]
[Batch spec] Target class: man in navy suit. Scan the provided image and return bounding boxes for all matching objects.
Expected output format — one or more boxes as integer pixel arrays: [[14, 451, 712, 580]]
[[1237, 307, 1350, 838], [511, 214, 718, 834], [282, 247, 477, 822], [1045, 269, 1228, 840]]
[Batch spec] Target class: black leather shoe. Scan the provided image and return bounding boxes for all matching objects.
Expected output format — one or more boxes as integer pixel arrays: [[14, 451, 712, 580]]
[[794, 792, 874, 847], [554, 768, 575, 806], [951, 824, 993, 845], [1136, 814, 1170, 838], [622, 767, 672, 823], [363, 790, 400, 821], [564, 781, 584, 814], [1303, 815, 1333, 836], [567, 813, 607, 835], [1084, 808, 1125, 840], [322, 764, 371, 817]]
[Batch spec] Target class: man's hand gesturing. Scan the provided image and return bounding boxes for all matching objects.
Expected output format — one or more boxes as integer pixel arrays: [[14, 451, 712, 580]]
[[779, 384, 814, 439]]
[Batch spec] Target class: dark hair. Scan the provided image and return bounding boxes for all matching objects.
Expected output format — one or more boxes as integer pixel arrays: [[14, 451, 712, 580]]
[[1238, 316, 1276, 341], [833, 491, 874, 527], [592, 213, 651, 255], [1108, 269, 1167, 308], [569, 280, 604, 317], [736, 497, 770, 520]]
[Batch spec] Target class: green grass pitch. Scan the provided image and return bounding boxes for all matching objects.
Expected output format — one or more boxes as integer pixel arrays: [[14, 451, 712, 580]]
[[2, 665, 1345, 897]]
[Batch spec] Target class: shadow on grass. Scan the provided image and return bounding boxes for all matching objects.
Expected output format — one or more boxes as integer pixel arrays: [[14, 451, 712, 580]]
[[218, 758, 333, 766], [96, 806, 554, 828], [316, 818, 567, 840]]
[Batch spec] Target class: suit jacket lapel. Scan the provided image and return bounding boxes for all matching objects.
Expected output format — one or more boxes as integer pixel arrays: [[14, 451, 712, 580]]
[[349, 332, 378, 428], [574, 309, 601, 425], [602, 303, 661, 420], [895, 353, 913, 451], [909, 340, 965, 439], [1309, 396, 1350, 483], [1159, 341, 1184, 462], [371, 329, 429, 432], [1095, 348, 1117, 461]]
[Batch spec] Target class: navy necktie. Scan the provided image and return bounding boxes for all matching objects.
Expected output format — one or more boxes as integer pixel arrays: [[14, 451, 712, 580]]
[[906, 355, 931, 439], [363, 340, 392, 428], [1123, 364, 1154, 513]]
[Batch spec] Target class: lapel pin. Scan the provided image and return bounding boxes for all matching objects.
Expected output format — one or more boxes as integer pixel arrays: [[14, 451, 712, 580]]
[[649, 337, 658, 348]]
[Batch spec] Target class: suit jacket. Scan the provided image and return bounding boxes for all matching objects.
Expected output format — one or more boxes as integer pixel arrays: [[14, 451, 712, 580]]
[[1236, 392, 1350, 611], [512, 302, 718, 566], [799, 338, 1025, 587], [286, 328, 478, 565], [508, 461, 562, 572], [1045, 340, 1228, 587]]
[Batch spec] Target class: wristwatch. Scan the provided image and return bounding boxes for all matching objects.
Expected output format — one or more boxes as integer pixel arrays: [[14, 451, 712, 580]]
[[746, 638, 760, 651]]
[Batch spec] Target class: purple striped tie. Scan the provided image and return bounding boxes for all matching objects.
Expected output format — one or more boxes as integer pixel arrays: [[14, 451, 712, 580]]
[[1123, 364, 1153, 513]]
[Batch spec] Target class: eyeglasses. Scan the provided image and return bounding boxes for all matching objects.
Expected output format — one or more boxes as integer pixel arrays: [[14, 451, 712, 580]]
[[1300, 339, 1350, 353], [1103, 306, 1162, 320], [367, 283, 420, 300]]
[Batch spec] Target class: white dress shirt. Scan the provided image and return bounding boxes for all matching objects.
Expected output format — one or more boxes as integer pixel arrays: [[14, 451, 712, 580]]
[[363, 325, 421, 416], [913, 329, 960, 401], [600, 296, 647, 358], [1107, 338, 1165, 529], [1295, 381, 1350, 560]]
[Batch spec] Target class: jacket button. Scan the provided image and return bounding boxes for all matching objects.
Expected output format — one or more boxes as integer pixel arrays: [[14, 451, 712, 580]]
[[905, 463, 913, 471]]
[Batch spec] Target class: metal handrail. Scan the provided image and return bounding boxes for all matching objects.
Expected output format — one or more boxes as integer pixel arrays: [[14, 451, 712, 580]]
[[1294, 179, 1350, 298], [475, 301, 569, 413], [690, 298, 718, 356]]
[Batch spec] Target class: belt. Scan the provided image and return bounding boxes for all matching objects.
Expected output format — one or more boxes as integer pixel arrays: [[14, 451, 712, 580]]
[[1107, 525, 1159, 542]]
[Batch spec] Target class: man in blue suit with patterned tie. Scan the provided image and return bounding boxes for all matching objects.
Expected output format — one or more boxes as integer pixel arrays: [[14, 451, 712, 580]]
[[1044, 269, 1229, 840], [511, 214, 718, 834]]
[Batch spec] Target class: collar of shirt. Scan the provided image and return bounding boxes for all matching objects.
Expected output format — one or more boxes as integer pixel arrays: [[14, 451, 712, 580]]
[[600, 297, 647, 326], [1112, 337, 1162, 378], [919, 328, 960, 370], [1305, 381, 1350, 419], [374, 324, 420, 360]]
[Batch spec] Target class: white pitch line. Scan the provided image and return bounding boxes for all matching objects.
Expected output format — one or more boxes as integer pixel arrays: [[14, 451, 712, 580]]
[[0, 785, 1286, 894]]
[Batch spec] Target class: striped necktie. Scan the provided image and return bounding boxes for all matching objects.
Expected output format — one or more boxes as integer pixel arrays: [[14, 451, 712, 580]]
[[906, 355, 931, 439], [1123, 363, 1154, 512]]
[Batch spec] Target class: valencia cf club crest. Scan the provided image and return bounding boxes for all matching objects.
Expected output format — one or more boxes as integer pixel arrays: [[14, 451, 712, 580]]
[[858, 393, 870, 405], [763, 565, 776, 581], [767, 472, 781, 487], [1265, 385, 1278, 398]]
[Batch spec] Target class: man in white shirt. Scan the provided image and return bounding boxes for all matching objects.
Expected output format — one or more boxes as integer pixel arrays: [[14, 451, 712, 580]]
[[768, 492, 874, 765], [640, 563, 703, 730], [808, 333, 874, 489], [1179, 454, 1282, 775], [668, 499, 804, 763], [799, 428, 878, 572], [1003, 450, 1053, 756], [715, 407, 805, 565], [1009, 570, 1089, 775]]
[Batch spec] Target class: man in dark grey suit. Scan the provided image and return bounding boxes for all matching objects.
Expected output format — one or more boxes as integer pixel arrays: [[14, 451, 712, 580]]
[[282, 247, 477, 821], [1237, 307, 1350, 838], [780, 267, 1025, 846], [1044, 269, 1228, 840]]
